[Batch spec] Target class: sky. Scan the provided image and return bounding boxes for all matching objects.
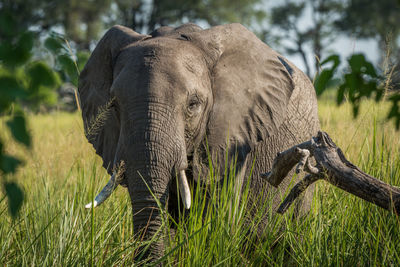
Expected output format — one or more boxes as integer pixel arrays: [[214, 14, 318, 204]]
[[286, 35, 380, 76], [90, 0, 385, 77]]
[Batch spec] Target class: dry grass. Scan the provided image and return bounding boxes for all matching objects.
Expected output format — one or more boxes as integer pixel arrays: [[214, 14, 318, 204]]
[[2, 111, 104, 185]]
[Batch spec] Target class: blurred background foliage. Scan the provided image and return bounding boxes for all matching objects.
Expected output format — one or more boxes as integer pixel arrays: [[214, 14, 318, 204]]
[[0, 0, 399, 217]]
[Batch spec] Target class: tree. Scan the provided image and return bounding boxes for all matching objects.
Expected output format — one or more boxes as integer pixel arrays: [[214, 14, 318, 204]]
[[0, 0, 62, 34], [62, 0, 112, 50], [110, 0, 266, 34], [268, 1, 311, 77], [268, 0, 344, 77], [337, 0, 400, 55], [1, 0, 112, 50], [336, 0, 400, 90]]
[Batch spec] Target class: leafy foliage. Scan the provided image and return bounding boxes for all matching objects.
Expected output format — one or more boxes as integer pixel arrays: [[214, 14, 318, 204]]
[[3, 182, 24, 218], [388, 94, 400, 129], [314, 54, 341, 94], [45, 34, 89, 87], [335, 0, 400, 90], [6, 113, 31, 147], [336, 0, 400, 46], [315, 53, 400, 128], [111, 0, 266, 34], [268, 0, 344, 77], [0, 12, 61, 218]]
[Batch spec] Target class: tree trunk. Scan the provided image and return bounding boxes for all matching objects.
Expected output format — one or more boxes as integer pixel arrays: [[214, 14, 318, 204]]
[[296, 39, 311, 78]]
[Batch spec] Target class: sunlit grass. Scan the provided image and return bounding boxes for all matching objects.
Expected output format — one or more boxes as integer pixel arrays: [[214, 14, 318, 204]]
[[1, 95, 400, 266]]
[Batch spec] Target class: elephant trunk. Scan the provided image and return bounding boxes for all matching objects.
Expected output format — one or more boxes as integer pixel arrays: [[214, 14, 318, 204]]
[[126, 162, 170, 260], [125, 103, 186, 260]]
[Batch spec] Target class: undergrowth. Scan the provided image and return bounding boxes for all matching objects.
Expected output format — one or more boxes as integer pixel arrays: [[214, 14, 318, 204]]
[[1, 98, 399, 266]]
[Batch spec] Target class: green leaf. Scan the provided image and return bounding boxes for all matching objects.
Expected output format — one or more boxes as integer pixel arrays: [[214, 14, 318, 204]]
[[364, 61, 377, 77], [45, 37, 65, 54], [321, 54, 340, 69], [58, 54, 76, 74], [352, 104, 360, 118], [314, 54, 341, 96], [0, 154, 23, 174], [27, 61, 58, 91], [0, 76, 26, 112], [0, 41, 32, 67], [31, 85, 58, 107], [18, 32, 34, 53], [0, 42, 14, 63], [0, 11, 17, 37], [348, 54, 365, 73], [348, 54, 377, 77], [6, 114, 31, 147], [58, 54, 78, 85], [77, 51, 90, 72], [0, 32, 34, 67], [344, 73, 359, 99], [375, 88, 384, 102], [388, 94, 400, 130], [4, 182, 24, 218], [315, 69, 334, 96], [337, 84, 346, 104]]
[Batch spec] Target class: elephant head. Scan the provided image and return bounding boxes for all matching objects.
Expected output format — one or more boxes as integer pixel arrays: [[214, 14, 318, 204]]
[[79, 23, 295, 260]]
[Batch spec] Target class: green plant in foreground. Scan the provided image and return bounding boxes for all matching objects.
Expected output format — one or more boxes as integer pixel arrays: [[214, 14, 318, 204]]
[[0, 8, 90, 218], [315, 53, 400, 129], [0, 11, 61, 218], [44, 32, 89, 88]]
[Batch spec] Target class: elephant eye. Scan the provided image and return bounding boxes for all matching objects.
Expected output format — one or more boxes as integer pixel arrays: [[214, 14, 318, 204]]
[[179, 34, 191, 41], [187, 97, 201, 115], [189, 101, 199, 109]]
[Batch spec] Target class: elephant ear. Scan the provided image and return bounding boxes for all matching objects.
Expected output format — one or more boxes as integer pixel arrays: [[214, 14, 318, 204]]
[[78, 25, 148, 174], [190, 24, 295, 171]]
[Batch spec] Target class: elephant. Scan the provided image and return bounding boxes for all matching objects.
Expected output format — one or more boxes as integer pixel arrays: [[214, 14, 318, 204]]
[[79, 23, 320, 261]]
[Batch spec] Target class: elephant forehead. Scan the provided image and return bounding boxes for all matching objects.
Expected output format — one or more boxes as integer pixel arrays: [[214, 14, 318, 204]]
[[113, 41, 210, 98], [121, 38, 207, 74], [146, 41, 207, 77]]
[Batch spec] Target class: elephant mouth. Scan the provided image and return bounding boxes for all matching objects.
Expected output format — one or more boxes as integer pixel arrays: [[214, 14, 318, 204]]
[[85, 165, 191, 209]]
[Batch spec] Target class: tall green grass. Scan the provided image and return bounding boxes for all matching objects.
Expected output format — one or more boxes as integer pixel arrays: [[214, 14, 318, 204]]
[[1, 97, 399, 266]]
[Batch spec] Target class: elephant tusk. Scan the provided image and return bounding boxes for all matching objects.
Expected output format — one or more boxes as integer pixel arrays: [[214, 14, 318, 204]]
[[85, 172, 118, 209], [178, 170, 191, 209]]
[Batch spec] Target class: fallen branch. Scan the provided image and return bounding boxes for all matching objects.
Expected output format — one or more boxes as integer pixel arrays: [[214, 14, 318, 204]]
[[261, 131, 400, 214]]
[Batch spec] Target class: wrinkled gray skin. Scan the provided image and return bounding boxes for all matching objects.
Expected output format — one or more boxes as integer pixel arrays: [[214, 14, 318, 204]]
[[78, 23, 320, 260]]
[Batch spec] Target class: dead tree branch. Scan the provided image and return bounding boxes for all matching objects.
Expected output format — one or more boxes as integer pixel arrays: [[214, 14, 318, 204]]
[[261, 131, 400, 214]]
